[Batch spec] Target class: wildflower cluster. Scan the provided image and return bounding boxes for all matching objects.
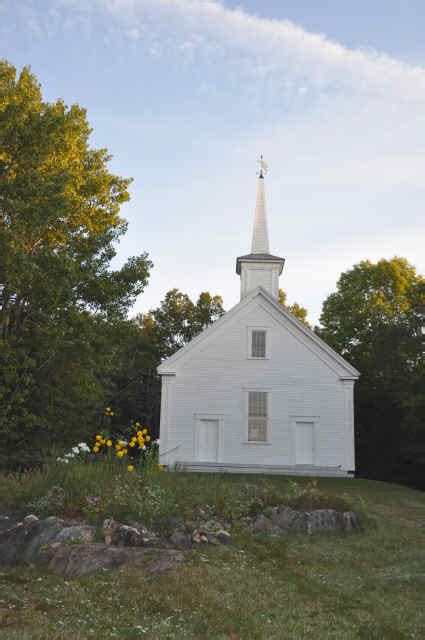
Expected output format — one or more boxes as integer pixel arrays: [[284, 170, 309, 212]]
[[104, 406, 115, 417], [57, 442, 90, 464], [92, 416, 154, 471]]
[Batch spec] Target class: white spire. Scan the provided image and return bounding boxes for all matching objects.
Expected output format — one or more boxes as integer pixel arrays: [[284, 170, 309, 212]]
[[251, 171, 270, 254]]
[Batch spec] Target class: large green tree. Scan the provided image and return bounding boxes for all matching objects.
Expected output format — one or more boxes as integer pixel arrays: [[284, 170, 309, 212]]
[[318, 257, 425, 486], [0, 61, 152, 466]]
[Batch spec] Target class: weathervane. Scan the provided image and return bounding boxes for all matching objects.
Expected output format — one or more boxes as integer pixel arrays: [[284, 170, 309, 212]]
[[257, 154, 269, 178]]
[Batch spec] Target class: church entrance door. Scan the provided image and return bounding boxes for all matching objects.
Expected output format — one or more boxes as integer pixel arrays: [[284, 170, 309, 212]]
[[198, 419, 219, 462], [295, 421, 314, 465]]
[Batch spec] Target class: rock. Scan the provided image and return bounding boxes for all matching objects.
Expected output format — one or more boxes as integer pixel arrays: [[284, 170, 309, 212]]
[[306, 510, 339, 534], [252, 515, 281, 534], [216, 530, 232, 545], [286, 511, 309, 533], [55, 525, 96, 544], [191, 529, 202, 544], [103, 519, 157, 547], [272, 506, 298, 530], [48, 543, 184, 577], [0, 516, 65, 566], [23, 514, 39, 525], [342, 511, 360, 531], [169, 531, 191, 549]]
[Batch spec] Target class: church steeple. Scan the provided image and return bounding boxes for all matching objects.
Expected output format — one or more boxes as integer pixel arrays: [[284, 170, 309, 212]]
[[251, 172, 269, 254], [236, 157, 285, 300]]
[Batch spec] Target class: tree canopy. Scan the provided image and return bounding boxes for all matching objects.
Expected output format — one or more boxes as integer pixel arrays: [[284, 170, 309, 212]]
[[318, 257, 425, 486], [0, 61, 152, 466]]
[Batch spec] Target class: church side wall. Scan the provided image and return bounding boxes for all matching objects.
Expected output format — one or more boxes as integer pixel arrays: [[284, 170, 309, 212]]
[[160, 301, 355, 471]]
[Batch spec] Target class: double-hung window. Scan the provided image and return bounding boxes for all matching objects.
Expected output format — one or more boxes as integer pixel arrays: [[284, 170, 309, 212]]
[[248, 391, 268, 442], [251, 329, 266, 358]]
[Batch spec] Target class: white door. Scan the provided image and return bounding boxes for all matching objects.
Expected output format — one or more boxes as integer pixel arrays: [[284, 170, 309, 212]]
[[295, 421, 314, 465], [198, 419, 219, 462]]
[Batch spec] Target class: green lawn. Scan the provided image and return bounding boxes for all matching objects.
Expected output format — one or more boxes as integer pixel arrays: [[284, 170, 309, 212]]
[[1, 475, 425, 639]]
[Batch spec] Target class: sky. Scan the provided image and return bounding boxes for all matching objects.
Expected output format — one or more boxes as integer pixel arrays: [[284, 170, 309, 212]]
[[1, 0, 425, 324]]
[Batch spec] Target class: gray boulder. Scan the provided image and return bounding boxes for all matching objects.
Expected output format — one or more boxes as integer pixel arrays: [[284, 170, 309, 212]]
[[0, 516, 65, 565], [48, 543, 184, 577], [55, 525, 96, 544], [103, 519, 157, 547], [252, 515, 281, 534], [169, 531, 191, 549], [342, 511, 360, 531], [216, 530, 232, 545], [306, 509, 340, 534], [272, 506, 298, 530]]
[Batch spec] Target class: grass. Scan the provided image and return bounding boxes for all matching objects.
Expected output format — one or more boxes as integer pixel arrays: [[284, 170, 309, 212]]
[[0, 468, 425, 639]]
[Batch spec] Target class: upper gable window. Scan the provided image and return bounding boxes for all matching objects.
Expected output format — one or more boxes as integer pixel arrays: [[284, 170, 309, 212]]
[[251, 329, 266, 358]]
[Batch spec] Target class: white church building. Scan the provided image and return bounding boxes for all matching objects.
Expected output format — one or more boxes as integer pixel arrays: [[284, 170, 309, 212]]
[[158, 161, 359, 476]]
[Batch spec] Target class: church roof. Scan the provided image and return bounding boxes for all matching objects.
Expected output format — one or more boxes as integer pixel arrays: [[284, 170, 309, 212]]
[[158, 286, 360, 379], [236, 253, 285, 274]]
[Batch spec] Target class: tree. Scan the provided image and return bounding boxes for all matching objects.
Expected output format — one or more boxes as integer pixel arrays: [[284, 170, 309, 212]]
[[140, 288, 225, 360], [111, 290, 226, 437], [318, 257, 425, 487], [0, 61, 152, 466], [278, 289, 311, 328]]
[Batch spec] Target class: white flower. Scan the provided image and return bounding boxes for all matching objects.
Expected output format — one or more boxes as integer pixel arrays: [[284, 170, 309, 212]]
[[63, 459, 69, 464], [72, 447, 80, 454], [155, 439, 160, 445]]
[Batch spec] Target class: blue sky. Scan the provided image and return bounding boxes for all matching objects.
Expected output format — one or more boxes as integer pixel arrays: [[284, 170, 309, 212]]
[[1, 0, 425, 324]]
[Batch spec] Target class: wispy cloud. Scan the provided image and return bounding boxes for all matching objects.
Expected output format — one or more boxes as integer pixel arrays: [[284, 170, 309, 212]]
[[99, 0, 425, 100]]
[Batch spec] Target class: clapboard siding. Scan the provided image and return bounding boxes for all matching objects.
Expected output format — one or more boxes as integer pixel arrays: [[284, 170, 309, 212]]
[[159, 291, 357, 475]]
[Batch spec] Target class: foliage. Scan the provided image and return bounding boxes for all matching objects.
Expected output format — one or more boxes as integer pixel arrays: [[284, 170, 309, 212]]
[[0, 61, 152, 467], [139, 288, 225, 360], [318, 257, 425, 487], [112, 289, 225, 438], [278, 289, 311, 327]]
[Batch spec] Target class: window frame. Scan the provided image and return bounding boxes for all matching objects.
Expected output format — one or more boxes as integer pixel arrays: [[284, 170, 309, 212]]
[[247, 326, 270, 360], [244, 389, 270, 444]]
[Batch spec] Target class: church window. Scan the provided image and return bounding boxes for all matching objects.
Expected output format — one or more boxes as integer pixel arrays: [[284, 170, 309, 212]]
[[251, 329, 266, 358], [248, 391, 268, 442]]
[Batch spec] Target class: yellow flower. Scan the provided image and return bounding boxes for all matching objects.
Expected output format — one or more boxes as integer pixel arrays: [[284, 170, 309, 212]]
[[127, 465, 135, 472], [142, 428, 148, 435], [100, 439, 106, 445], [93, 446, 100, 453], [116, 450, 124, 457], [137, 431, 142, 437], [145, 435, 151, 442], [135, 421, 141, 427], [106, 440, 112, 447], [122, 449, 128, 455], [110, 412, 115, 416], [115, 444, 121, 450], [129, 441, 136, 448], [96, 435, 102, 441], [106, 406, 111, 412]]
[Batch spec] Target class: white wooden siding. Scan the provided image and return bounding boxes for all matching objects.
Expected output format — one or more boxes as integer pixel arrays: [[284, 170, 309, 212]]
[[159, 294, 356, 473]]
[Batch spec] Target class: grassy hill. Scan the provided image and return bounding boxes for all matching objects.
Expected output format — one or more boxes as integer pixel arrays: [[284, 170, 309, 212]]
[[0, 474, 424, 639]]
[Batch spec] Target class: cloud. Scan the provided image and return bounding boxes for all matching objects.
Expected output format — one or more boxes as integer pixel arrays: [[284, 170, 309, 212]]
[[98, 0, 425, 101]]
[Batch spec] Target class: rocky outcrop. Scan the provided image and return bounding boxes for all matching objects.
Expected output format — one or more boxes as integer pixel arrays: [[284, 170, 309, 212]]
[[0, 515, 184, 577], [48, 543, 184, 578], [251, 506, 360, 535]]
